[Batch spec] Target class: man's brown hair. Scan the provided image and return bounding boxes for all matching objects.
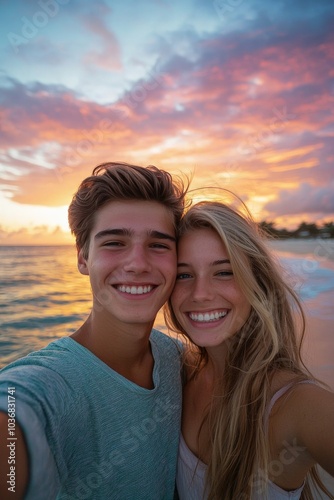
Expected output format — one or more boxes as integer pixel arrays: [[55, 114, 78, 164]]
[[68, 162, 188, 258]]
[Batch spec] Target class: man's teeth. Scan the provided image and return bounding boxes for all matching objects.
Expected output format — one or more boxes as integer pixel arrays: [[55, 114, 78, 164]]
[[117, 285, 153, 295], [189, 311, 227, 322]]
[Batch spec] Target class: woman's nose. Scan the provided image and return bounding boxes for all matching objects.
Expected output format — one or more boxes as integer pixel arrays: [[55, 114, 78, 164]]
[[191, 276, 215, 302]]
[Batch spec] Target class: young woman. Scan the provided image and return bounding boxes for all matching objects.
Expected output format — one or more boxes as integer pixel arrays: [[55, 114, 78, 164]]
[[166, 200, 334, 499]]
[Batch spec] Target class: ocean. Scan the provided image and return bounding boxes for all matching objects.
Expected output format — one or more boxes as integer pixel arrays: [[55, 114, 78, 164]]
[[1, 240, 334, 494]]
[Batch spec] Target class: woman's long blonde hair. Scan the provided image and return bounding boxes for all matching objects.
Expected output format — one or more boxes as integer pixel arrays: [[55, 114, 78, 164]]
[[165, 199, 333, 500]]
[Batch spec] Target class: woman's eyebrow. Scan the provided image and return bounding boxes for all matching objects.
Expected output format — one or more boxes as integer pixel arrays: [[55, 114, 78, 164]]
[[177, 259, 230, 267]]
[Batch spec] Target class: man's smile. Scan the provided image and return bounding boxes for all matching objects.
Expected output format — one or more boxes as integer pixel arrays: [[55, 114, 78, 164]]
[[115, 284, 155, 295]]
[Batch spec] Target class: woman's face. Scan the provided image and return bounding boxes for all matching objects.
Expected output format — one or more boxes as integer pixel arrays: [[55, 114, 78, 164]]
[[171, 228, 251, 349]]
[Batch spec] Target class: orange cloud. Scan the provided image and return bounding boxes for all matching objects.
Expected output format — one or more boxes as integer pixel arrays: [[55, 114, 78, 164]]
[[0, 224, 73, 246]]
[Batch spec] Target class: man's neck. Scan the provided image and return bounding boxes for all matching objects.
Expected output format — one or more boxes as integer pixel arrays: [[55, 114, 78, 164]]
[[71, 313, 155, 389]]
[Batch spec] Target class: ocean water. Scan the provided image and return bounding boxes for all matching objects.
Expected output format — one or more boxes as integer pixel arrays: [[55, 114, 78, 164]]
[[267, 239, 334, 321], [1, 240, 334, 369], [0, 245, 92, 367]]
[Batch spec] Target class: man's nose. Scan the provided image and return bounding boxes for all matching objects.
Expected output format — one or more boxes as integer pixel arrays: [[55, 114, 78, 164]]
[[123, 245, 151, 273]]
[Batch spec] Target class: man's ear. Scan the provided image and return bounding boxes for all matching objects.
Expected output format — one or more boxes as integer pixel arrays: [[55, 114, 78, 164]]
[[78, 249, 89, 275]]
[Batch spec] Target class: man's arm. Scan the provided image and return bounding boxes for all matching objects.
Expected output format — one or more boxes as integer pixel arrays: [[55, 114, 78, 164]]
[[0, 411, 29, 499]]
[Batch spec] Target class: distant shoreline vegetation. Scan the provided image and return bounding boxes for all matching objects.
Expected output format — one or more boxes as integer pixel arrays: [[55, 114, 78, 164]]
[[259, 221, 334, 239], [0, 222, 334, 247]]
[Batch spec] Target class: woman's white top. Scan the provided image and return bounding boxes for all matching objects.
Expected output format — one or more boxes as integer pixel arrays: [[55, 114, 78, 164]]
[[176, 381, 315, 499]]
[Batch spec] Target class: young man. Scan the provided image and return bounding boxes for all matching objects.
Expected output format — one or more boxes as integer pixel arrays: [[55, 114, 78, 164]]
[[0, 162, 188, 499]]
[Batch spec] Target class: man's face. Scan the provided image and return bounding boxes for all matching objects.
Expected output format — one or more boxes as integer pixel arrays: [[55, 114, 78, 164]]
[[78, 200, 177, 329]]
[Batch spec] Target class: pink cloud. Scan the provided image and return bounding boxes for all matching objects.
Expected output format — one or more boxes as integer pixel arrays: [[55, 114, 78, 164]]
[[265, 182, 334, 217], [81, 5, 122, 70]]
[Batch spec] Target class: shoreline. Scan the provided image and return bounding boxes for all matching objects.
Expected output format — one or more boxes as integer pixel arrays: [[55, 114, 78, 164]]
[[268, 238, 334, 263]]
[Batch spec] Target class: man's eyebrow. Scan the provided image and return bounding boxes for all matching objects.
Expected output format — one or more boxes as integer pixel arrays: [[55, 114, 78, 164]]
[[94, 228, 131, 240], [177, 259, 230, 267], [149, 230, 176, 242], [94, 228, 176, 242]]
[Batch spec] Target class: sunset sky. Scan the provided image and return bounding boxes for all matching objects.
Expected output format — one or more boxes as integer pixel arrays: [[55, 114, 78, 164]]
[[1, 0, 334, 245]]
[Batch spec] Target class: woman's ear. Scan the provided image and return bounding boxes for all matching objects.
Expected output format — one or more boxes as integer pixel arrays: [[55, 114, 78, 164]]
[[78, 249, 89, 275]]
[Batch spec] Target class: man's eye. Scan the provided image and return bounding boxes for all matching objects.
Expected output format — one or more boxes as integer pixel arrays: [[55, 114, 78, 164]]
[[103, 241, 123, 247], [150, 243, 170, 249]]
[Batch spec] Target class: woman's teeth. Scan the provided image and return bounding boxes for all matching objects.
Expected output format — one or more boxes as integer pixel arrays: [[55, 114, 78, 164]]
[[189, 311, 227, 322]]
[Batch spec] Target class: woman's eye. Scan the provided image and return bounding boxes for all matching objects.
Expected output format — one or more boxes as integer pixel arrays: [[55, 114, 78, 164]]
[[216, 270, 233, 277], [176, 273, 192, 280]]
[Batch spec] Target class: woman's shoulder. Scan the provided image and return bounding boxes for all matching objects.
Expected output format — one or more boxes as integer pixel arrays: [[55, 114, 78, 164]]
[[268, 370, 330, 417], [269, 370, 324, 400], [272, 372, 334, 416], [269, 370, 334, 447], [269, 371, 334, 479]]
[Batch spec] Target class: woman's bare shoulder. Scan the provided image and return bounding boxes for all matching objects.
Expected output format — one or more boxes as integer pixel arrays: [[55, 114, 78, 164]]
[[269, 372, 334, 477]]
